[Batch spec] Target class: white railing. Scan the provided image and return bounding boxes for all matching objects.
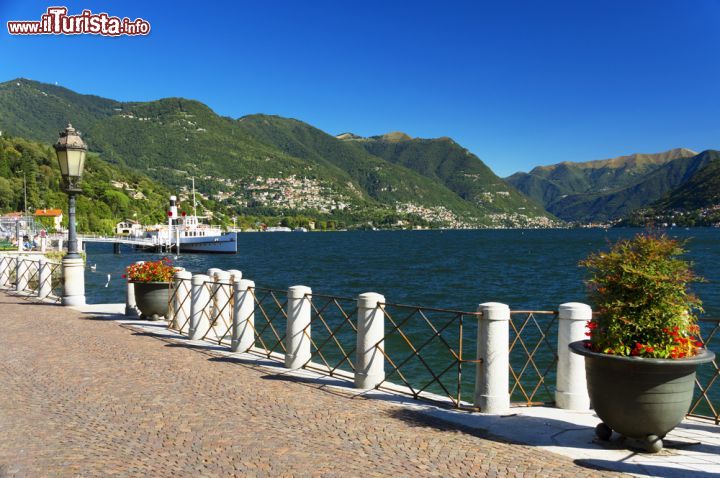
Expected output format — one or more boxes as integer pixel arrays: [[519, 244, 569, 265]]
[[0, 252, 63, 303], [125, 264, 594, 413]]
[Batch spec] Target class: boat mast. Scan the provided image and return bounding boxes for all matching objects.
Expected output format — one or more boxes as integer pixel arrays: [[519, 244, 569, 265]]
[[192, 176, 197, 217]]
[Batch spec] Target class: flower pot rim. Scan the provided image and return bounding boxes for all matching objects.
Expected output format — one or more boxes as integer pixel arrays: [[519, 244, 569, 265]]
[[128, 280, 172, 285], [569, 340, 715, 365]]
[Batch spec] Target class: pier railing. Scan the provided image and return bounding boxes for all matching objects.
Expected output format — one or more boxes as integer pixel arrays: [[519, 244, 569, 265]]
[[688, 317, 720, 424], [3, 254, 716, 421], [155, 269, 577, 411], [0, 253, 63, 303], [125, 266, 720, 422], [376, 302, 479, 408], [305, 293, 357, 376], [509, 311, 559, 406], [160, 273, 482, 408], [249, 286, 288, 358]]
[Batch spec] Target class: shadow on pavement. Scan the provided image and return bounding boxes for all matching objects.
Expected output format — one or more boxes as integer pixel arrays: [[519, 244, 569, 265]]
[[259, 371, 353, 389], [163, 341, 226, 352], [387, 407, 720, 476], [673, 420, 720, 434], [208, 355, 283, 369], [575, 459, 716, 478], [387, 407, 494, 440], [80, 313, 136, 321]]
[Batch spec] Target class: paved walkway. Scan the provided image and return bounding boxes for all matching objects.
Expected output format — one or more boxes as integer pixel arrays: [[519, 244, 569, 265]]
[[0, 293, 629, 477]]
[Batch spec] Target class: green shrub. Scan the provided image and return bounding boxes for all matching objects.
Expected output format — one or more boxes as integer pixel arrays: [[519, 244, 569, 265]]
[[580, 233, 704, 358]]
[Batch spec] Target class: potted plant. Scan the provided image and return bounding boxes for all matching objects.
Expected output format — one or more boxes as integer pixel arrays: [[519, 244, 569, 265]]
[[124, 258, 176, 320], [570, 233, 715, 452]]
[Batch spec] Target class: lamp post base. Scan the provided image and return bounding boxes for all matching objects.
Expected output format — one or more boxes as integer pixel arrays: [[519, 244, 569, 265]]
[[61, 256, 85, 306]]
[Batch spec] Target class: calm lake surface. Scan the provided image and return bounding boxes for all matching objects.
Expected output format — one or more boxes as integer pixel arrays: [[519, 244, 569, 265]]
[[83, 228, 720, 410], [85, 228, 720, 316]]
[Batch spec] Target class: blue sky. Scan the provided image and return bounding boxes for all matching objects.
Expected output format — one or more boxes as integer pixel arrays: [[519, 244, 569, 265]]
[[2, 0, 719, 176]]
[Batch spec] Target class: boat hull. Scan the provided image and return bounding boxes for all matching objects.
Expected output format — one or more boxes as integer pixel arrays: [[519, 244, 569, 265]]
[[178, 232, 237, 253]]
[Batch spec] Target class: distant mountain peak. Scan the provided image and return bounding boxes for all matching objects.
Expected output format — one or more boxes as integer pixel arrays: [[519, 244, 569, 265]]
[[335, 132, 363, 140], [506, 147, 707, 223], [377, 131, 412, 142], [533, 148, 698, 173]]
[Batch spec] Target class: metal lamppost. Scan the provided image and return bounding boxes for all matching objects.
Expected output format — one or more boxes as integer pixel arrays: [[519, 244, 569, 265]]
[[54, 123, 87, 306]]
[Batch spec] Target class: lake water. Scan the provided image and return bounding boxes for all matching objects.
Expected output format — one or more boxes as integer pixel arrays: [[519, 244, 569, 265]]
[[86, 228, 720, 315], [83, 228, 720, 411]]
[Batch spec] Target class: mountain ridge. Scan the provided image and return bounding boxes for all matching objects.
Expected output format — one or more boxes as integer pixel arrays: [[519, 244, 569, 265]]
[[0, 78, 558, 229], [506, 148, 700, 222]]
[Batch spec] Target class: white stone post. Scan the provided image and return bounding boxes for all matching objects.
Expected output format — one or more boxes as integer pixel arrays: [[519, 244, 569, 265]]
[[189, 274, 211, 340], [285, 285, 312, 370], [555, 302, 592, 410], [0, 255, 10, 288], [38, 258, 51, 300], [227, 269, 242, 283], [474, 302, 510, 413], [172, 270, 193, 333], [231, 279, 256, 352], [355, 292, 386, 389], [15, 257, 29, 292], [213, 270, 232, 338], [61, 256, 85, 306]]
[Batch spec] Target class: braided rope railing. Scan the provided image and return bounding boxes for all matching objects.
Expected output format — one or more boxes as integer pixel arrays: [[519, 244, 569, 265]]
[[301, 293, 358, 376], [0, 256, 62, 302], [23, 258, 40, 295], [43, 260, 63, 303], [199, 279, 234, 344], [157, 275, 719, 418], [374, 302, 480, 409], [508, 311, 559, 406], [249, 287, 288, 357], [688, 317, 720, 424], [167, 277, 192, 332]]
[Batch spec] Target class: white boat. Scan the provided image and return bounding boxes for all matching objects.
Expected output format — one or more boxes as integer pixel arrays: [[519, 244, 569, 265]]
[[143, 185, 237, 254], [174, 213, 237, 254]]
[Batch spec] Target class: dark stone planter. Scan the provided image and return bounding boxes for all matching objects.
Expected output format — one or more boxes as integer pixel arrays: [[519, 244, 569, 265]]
[[570, 340, 715, 452], [132, 281, 171, 320]]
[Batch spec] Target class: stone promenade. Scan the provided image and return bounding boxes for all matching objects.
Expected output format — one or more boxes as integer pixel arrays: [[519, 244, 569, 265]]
[[0, 293, 627, 477]]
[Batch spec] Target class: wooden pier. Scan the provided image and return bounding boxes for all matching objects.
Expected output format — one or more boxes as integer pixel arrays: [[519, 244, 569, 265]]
[[77, 235, 177, 254]]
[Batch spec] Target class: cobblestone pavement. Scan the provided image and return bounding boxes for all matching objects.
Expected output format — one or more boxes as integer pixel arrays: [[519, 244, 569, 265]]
[[0, 294, 629, 477]]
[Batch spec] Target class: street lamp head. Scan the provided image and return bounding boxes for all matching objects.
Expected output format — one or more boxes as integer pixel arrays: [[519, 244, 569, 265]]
[[54, 123, 87, 192]]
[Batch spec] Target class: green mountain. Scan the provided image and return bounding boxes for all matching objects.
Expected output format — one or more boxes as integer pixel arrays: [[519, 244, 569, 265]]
[[234, 116, 476, 213], [0, 134, 174, 235], [657, 151, 720, 209], [0, 78, 559, 229], [339, 132, 550, 220], [0, 79, 121, 142], [506, 148, 698, 222], [622, 151, 720, 226]]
